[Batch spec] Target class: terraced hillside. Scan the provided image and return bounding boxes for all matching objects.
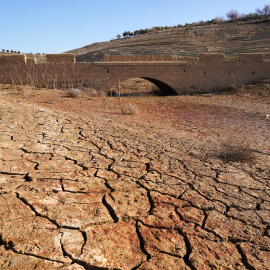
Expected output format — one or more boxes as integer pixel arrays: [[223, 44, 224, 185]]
[[67, 20, 270, 62]]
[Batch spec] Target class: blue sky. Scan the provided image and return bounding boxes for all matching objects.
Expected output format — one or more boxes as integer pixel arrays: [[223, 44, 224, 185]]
[[1, 0, 269, 54]]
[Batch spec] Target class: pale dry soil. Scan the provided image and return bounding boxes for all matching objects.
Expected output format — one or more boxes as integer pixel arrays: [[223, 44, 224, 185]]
[[0, 85, 270, 270]]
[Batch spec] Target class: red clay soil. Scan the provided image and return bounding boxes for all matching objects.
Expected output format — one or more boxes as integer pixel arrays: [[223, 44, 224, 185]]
[[0, 85, 269, 269]]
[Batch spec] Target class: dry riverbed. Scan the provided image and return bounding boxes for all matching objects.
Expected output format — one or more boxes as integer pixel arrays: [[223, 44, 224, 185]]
[[0, 84, 270, 269]]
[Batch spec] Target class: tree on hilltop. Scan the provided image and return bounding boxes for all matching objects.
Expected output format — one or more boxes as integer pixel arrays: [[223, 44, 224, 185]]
[[226, 10, 240, 21], [123, 31, 133, 38], [256, 4, 270, 17]]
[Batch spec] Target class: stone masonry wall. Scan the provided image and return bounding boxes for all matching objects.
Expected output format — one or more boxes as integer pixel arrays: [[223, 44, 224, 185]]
[[103, 54, 199, 63], [46, 54, 75, 64], [0, 54, 26, 64], [199, 53, 227, 62], [0, 53, 270, 95], [236, 53, 264, 62]]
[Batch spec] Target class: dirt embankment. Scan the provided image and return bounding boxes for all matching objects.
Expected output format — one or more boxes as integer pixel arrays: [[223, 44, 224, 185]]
[[0, 84, 270, 269]]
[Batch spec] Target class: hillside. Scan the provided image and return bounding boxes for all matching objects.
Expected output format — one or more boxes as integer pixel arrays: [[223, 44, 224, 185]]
[[67, 20, 270, 62]]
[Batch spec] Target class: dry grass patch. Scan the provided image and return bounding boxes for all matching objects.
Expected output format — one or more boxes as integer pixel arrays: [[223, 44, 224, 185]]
[[17, 85, 34, 95], [120, 103, 138, 115], [67, 88, 84, 98], [218, 137, 256, 163], [84, 88, 98, 97], [228, 84, 246, 93]]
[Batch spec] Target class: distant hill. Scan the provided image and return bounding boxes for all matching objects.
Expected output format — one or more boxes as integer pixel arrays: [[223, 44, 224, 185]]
[[67, 20, 270, 62]]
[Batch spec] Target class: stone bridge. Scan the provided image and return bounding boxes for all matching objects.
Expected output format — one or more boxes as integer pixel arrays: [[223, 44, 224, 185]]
[[0, 53, 270, 94]]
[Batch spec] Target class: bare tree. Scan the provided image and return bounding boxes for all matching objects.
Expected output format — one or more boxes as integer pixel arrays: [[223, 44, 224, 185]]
[[226, 10, 240, 21], [256, 4, 270, 17]]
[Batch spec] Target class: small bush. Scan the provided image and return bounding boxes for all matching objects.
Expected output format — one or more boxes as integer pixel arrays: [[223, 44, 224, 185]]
[[84, 88, 98, 97], [17, 85, 33, 95], [228, 84, 246, 93], [82, 88, 107, 97], [97, 90, 108, 97], [219, 139, 255, 163], [67, 88, 83, 98], [120, 103, 138, 115]]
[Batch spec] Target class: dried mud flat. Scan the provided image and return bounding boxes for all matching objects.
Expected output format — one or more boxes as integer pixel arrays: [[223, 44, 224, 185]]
[[0, 85, 270, 270]]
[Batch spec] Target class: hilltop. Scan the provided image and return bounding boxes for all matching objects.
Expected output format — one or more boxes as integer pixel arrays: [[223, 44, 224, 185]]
[[67, 20, 270, 62]]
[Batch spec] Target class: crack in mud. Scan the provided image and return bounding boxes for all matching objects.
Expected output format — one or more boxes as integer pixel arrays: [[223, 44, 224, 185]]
[[135, 221, 152, 261], [0, 233, 66, 265], [177, 229, 197, 270], [15, 192, 61, 228], [236, 245, 256, 270], [102, 195, 119, 222]]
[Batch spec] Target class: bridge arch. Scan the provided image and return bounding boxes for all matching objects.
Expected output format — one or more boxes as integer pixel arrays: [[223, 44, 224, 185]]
[[102, 75, 178, 96], [140, 77, 177, 96]]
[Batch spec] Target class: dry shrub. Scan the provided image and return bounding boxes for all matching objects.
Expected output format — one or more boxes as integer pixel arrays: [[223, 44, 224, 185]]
[[228, 84, 246, 93], [120, 103, 138, 115], [42, 88, 63, 104], [97, 90, 107, 97], [67, 88, 83, 98], [84, 88, 98, 97], [219, 138, 256, 163], [78, 88, 107, 98], [17, 85, 33, 95]]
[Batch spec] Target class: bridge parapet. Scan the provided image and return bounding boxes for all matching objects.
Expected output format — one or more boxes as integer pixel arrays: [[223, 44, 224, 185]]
[[199, 53, 227, 62], [236, 53, 264, 62], [0, 54, 26, 64], [96, 61, 187, 66], [102, 54, 198, 63], [46, 53, 75, 64]]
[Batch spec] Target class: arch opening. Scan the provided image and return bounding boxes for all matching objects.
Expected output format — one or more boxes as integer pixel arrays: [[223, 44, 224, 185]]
[[107, 77, 177, 97], [141, 77, 178, 96]]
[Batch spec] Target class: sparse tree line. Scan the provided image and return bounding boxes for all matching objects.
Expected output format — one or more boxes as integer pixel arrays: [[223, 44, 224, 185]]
[[1, 49, 45, 55], [1, 49, 21, 54], [226, 4, 270, 21], [116, 4, 270, 39]]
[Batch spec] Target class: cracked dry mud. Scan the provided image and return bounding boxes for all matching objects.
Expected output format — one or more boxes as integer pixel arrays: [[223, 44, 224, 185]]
[[0, 86, 270, 269]]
